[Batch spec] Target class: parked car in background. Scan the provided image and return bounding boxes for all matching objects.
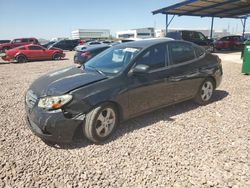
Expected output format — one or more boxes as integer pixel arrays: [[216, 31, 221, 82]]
[[0, 40, 11, 44], [0, 38, 39, 52], [48, 39, 81, 51], [214, 35, 244, 51], [166, 30, 214, 52], [42, 41, 56, 48], [74, 44, 110, 65], [2, 44, 65, 63], [86, 41, 102, 45], [74, 41, 104, 51], [25, 39, 222, 144]]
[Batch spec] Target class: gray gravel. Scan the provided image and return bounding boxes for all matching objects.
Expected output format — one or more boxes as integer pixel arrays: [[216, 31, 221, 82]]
[[0, 52, 249, 187]]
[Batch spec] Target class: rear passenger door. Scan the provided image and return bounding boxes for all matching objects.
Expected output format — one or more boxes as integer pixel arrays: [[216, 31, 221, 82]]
[[166, 41, 204, 101]]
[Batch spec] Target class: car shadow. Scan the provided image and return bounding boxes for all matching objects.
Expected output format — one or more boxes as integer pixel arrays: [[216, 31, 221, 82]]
[[48, 90, 229, 149], [0, 61, 10, 65], [6, 58, 69, 64]]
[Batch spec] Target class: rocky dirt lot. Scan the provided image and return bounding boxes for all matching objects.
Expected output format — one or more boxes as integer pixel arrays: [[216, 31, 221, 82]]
[[0, 52, 249, 187]]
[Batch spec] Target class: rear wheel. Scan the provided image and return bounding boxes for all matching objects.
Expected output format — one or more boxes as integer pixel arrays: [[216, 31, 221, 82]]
[[194, 78, 215, 105], [83, 103, 118, 143], [52, 53, 61, 60], [16, 55, 27, 63]]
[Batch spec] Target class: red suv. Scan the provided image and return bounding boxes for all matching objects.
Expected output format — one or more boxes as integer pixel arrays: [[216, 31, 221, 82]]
[[214, 35, 244, 51], [0, 38, 39, 52]]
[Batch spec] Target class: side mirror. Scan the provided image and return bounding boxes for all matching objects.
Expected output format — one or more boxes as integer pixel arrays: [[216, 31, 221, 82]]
[[130, 64, 150, 75]]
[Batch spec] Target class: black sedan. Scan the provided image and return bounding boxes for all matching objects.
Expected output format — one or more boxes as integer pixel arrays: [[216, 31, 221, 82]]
[[74, 44, 110, 65], [25, 39, 223, 143]]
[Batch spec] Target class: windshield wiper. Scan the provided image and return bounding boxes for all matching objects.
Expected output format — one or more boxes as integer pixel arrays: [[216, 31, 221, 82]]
[[87, 65, 106, 76]]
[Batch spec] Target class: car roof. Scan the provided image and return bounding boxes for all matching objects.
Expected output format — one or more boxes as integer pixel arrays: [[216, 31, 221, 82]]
[[114, 38, 173, 49], [14, 38, 37, 40], [222, 35, 241, 37], [78, 44, 110, 51]]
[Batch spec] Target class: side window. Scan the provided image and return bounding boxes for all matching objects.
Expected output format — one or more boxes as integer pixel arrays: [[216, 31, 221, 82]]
[[182, 31, 191, 40], [28, 46, 43, 50], [169, 42, 195, 65], [136, 44, 167, 70], [18, 47, 26, 50], [198, 32, 206, 40], [22, 39, 29, 42], [14, 39, 22, 43], [194, 46, 205, 57]]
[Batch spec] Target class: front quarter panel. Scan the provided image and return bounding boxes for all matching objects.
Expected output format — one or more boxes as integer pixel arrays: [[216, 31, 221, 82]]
[[66, 76, 129, 120]]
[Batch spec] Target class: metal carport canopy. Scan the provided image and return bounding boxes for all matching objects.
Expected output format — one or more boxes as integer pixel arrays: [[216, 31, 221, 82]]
[[152, 0, 250, 38]]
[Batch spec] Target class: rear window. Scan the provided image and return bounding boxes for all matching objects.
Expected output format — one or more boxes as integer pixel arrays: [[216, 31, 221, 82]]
[[169, 42, 195, 65]]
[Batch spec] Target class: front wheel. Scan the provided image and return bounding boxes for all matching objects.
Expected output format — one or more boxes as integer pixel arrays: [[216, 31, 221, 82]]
[[52, 53, 62, 60], [83, 104, 118, 143], [16, 55, 27, 63], [194, 78, 215, 105]]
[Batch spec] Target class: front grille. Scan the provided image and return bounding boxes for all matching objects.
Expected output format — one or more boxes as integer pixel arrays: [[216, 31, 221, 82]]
[[26, 90, 38, 108]]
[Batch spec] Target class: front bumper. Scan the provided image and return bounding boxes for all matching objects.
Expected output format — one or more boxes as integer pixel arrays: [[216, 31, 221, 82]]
[[25, 105, 84, 143]]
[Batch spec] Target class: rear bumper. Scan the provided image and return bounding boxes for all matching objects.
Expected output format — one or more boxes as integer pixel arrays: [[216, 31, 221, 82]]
[[214, 65, 223, 88]]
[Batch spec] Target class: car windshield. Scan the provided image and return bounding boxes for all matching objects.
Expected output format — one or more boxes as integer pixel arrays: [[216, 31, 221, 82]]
[[84, 46, 141, 76]]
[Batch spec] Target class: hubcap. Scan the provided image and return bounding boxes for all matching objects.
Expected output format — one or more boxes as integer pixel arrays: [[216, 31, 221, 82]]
[[201, 81, 213, 101], [95, 108, 116, 137]]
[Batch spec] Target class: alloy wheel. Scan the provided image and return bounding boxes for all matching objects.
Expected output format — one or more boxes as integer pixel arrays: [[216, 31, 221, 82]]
[[95, 108, 116, 137], [201, 81, 213, 101]]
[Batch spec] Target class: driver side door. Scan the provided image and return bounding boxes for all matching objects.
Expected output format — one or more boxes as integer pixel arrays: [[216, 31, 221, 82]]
[[127, 43, 175, 117], [27, 45, 46, 60]]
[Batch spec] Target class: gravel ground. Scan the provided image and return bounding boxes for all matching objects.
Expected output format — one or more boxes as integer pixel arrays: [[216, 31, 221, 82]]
[[0, 52, 249, 187]]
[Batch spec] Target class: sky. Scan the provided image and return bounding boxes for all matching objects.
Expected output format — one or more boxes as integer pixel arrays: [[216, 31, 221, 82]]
[[0, 0, 249, 40]]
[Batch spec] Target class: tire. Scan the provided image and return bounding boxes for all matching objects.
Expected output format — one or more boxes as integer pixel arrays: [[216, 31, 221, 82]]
[[52, 53, 61, 60], [194, 78, 215, 105], [83, 103, 118, 143], [16, 55, 27, 63]]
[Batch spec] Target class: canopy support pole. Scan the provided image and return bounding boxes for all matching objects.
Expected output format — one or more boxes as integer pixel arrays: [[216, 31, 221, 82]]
[[242, 18, 247, 39], [165, 14, 168, 36], [210, 17, 214, 39]]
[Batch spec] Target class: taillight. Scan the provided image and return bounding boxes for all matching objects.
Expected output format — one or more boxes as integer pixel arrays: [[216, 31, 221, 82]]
[[80, 51, 91, 57]]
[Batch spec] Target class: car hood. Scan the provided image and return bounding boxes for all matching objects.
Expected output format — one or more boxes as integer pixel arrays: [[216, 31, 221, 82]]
[[29, 65, 107, 96]]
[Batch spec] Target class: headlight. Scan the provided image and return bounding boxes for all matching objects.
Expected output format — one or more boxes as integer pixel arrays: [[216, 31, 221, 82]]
[[38, 94, 72, 110]]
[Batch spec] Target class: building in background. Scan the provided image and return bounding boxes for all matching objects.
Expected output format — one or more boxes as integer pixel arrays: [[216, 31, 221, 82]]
[[116, 28, 155, 39], [155, 29, 165, 38], [71, 29, 110, 40]]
